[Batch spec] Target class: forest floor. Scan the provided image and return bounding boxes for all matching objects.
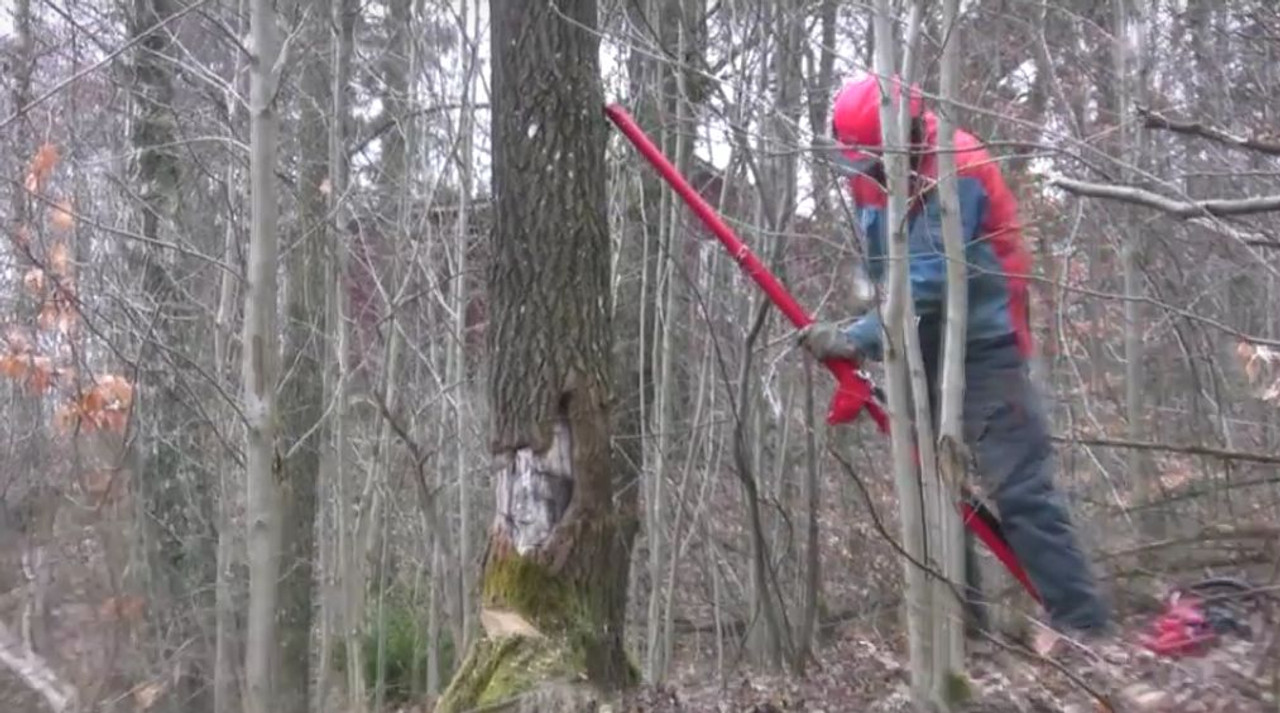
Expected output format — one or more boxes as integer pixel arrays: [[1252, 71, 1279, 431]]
[[618, 610, 1276, 713]]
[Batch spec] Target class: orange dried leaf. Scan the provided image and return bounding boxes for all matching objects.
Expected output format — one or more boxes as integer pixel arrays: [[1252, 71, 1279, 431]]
[[55, 307, 76, 336], [103, 409, 129, 433], [98, 374, 134, 408], [49, 242, 70, 276], [28, 143, 58, 182], [50, 199, 74, 231], [38, 302, 59, 331], [98, 594, 145, 622], [27, 356, 53, 392], [55, 403, 80, 433], [22, 268, 45, 295], [0, 354, 26, 380], [81, 387, 105, 416]]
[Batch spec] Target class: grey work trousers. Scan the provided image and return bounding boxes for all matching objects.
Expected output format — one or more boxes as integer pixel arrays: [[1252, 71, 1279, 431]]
[[919, 330, 1110, 635]]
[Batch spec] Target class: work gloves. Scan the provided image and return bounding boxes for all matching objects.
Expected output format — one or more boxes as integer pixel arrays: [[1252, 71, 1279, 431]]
[[796, 322, 861, 362]]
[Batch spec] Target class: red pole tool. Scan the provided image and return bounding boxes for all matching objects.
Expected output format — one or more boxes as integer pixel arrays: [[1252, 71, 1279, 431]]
[[603, 103, 887, 431], [603, 102, 1040, 604]]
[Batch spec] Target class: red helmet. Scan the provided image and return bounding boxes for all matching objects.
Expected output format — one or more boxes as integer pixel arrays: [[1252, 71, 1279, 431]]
[[831, 75, 923, 166]]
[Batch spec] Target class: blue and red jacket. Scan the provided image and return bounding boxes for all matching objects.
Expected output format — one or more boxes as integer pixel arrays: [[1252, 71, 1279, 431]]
[[831, 76, 1034, 362]]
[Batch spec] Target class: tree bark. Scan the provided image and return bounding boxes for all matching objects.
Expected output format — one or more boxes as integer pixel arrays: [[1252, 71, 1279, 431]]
[[1113, 0, 1160, 537], [642, 0, 702, 680], [242, 0, 284, 708], [323, 0, 361, 704], [277, 1, 330, 709], [805, 0, 839, 223], [451, 0, 478, 653], [434, 0, 637, 709], [931, 0, 970, 704], [615, 0, 663, 687], [214, 9, 247, 706], [129, 0, 219, 706], [871, 0, 932, 708]]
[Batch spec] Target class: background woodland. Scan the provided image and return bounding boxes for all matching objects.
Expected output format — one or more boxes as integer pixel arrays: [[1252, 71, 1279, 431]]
[[0, 0, 1277, 710]]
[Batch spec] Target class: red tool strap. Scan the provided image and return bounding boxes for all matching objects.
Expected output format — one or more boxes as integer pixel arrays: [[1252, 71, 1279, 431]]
[[604, 103, 1040, 605]]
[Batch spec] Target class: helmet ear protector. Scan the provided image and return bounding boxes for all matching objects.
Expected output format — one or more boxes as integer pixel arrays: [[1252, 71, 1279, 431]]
[[830, 116, 924, 187]]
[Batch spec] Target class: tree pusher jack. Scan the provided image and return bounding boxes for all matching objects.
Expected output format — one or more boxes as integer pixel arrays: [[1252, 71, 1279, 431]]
[[603, 103, 1042, 606]]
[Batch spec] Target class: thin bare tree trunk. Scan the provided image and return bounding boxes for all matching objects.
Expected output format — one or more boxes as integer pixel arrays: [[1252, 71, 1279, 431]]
[[644, 3, 686, 678], [806, 0, 839, 224], [325, 0, 361, 704], [242, 0, 283, 707], [796, 361, 821, 668], [214, 33, 245, 706], [931, 0, 971, 704], [1114, 0, 1160, 537], [871, 1, 932, 708], [425, 540, 442, 695], [452, 0, 478, 652], [278, 2, 332, 707]]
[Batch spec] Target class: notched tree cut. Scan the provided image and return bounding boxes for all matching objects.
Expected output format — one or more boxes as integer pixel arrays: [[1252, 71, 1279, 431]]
[[496, 418, 575, 556], [436, 402, 636, 713]]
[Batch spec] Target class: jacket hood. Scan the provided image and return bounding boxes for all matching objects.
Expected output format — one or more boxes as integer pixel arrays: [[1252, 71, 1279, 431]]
[[833, 75, 939, 206], [831, 75, 926, 162]]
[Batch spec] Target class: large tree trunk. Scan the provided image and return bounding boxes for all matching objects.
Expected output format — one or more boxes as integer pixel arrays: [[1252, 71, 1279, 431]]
[[242, 0, 284, 708], [434, 0, 637, 710]]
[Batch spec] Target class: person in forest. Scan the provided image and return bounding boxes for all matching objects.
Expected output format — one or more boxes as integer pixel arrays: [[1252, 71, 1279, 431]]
[[799, 74, 1113, 653]]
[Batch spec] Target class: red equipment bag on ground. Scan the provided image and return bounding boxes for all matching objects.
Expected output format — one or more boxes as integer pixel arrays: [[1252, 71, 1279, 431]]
[[1140, 577, 1256, 658]]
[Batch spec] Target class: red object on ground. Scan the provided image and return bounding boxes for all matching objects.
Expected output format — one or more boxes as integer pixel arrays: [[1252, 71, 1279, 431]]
[[1140, 595, 1217, 658], [603, 102, 1040, 603]]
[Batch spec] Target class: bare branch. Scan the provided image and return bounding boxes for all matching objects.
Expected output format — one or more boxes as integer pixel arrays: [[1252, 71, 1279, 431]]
[[1185, 217, 1280, 250], [0, 620, 78, 712], [1138, 106, 1280, 156], [1052, 434, 1280, 467], [0, 0, 214, 132], [1051, 176, 1280, 218]]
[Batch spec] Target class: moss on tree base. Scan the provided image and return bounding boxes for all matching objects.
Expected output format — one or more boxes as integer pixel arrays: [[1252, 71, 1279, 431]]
[[434, 634, 599, 713]]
